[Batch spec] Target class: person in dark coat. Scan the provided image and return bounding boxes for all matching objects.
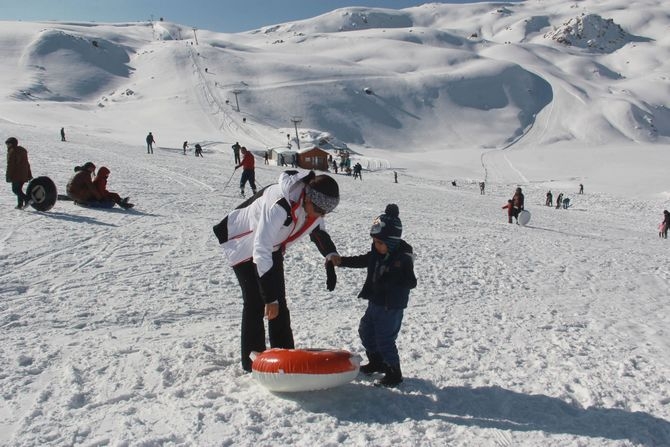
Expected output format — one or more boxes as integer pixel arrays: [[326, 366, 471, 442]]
[[194, 144, 203, 157], [60, 127, 66, 142], [546, 190, 553, 207], [67, 162, 102, 204], [232, 142, 241, 164], [512, 187, 525, 211], [555, 193, 564, 210], [660, 210, 670, 239], [332, 204, 417, 388], [146, 132, 155, 154], [5, 137, 33, 209], [183, 141, 188, 155]]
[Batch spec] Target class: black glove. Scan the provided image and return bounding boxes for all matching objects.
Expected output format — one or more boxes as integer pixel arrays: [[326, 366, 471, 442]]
[[326, 260, 336, 291]]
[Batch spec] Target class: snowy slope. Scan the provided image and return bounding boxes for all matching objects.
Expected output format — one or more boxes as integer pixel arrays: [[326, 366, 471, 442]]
[[1, 1, 669, 446]]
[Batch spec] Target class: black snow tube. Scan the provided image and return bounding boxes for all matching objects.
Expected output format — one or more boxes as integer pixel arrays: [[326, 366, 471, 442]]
[[26, 176, 58, 211]]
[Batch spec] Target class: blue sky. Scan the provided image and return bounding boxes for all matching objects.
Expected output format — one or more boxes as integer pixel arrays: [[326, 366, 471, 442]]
[[0, 0, 519, 33]]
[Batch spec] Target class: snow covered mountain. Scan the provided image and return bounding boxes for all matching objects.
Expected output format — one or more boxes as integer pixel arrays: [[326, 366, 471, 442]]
[[1, 0, 669, 194]]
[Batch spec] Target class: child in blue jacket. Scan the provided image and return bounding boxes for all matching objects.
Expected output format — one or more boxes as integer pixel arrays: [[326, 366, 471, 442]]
[[332, 204, 417, 387]]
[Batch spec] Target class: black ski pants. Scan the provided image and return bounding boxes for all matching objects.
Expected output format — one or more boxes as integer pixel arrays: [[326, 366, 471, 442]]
[[233, 251, 294, 372]]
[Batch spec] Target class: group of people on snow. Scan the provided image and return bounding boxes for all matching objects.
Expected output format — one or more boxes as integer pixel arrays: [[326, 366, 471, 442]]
[[4, 136, 133, 210], [213, 170, 416, 387], [66, 162, 133, 209], [501, 187, 525, 224], [546, 190, 572, 209]]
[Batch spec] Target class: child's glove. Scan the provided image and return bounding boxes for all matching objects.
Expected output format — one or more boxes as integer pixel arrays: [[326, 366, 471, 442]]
[[325, 260, 337, 291]]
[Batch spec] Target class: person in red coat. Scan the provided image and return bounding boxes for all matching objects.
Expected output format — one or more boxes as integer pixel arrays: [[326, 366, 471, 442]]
[[502, 199, 517, 224], [235, 146, 257, 197], [93, 166, 133, 209], [5, 137, 33, 209]]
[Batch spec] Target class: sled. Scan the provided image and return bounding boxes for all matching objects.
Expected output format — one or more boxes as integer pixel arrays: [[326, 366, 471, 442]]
[[58, 194, 133, 209], [251, 348, 360, 392], [518, 209, 531, 226], [26, 176, 58, 212]]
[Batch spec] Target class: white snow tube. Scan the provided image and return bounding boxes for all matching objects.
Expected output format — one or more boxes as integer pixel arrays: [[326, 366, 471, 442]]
[[252, 348, 360, 392], [518, 209, 531, 226]]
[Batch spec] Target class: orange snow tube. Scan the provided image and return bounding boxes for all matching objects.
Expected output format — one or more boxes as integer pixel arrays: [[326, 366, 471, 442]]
[[251, 348, 360, 392]]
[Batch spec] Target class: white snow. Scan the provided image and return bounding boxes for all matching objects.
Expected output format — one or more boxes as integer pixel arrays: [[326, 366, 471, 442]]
[[1, 1, 669, 445]]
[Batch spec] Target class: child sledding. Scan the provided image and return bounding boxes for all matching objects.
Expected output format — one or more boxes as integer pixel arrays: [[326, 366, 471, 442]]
[[64, 162, 133, 209]]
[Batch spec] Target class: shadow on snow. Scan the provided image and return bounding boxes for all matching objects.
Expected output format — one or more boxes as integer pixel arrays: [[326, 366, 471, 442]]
[[280, 382, 669, 446]]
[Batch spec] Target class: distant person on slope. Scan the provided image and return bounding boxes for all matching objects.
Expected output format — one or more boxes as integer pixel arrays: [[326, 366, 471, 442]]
[[146, 132, 155, 154], [5, 137, 33, 209], [93, 166, 134, 209], [555, 193, 564, 210], [183, 141, 188, 155], [67, 162, 102, 204], [659, 210, 669, 239], [479, 182, 485, 194], [235, 147, 256, 197], [232, 142, 241, 164], [546, 190, 553, 207], [60, 127, 66, 142], [194, 143, 203, 157], [512, 187, 525, 212]]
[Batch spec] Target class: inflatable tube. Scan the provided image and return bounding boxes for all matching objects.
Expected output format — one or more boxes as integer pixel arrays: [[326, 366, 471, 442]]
[[26, 176, 58, 212], [518, 209, 531, 226], [252, 348, 360, 392]]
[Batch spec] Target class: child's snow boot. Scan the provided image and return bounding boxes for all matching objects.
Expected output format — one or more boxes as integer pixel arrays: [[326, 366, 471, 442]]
[[375, 364, 403, 388], [359, 351, 385, 375]]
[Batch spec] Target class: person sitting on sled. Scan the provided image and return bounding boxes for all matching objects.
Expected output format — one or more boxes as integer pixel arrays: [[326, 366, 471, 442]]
[[67, 162, 103, 205], [93, 166, 133, 209]]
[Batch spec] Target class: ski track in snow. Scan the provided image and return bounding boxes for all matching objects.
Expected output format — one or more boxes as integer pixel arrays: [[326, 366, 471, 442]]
[[1, 122, 669, 446]]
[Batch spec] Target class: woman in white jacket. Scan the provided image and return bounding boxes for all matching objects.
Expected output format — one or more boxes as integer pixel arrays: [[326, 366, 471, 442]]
[[213, 170, 340, 372]]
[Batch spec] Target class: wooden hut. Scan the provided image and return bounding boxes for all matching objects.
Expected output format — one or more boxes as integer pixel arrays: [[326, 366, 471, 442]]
[[297, 147, 330, 171]]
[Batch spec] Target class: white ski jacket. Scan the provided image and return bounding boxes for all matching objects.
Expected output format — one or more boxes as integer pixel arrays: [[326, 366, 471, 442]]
[[218, 170, 336, 277]]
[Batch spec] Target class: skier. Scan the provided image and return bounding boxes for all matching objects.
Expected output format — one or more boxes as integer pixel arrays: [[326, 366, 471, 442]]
[[60, 127, 66, 142], [479, 181, 485, 195], [579, 183, 584, 194], [546, 190, 553, 207], [183, 141, 188, 155], [93, 166, 134, 209], [194, 143, 203, 157], [555, 193, 564, 209], [146, 132, 155, 154], [235, 147, 256, 197], [5, 137, 33, 209]]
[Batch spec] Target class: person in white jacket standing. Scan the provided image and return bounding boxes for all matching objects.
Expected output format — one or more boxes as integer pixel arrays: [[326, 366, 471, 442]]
[[213, 170, 341, 372]]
